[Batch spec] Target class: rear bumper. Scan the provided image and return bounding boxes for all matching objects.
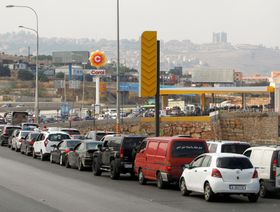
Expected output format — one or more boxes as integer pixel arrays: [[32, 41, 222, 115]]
[[161, 172, 180, 183], [263, 179, 280, 193], [0, 137, 9, 145], [210, 179, 260, 194]]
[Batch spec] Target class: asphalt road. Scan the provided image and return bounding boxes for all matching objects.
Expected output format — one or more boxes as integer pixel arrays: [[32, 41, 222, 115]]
[[0, 147, 279, 212]]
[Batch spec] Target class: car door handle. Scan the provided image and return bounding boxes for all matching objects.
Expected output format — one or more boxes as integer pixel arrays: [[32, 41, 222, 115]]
[[194, 170, 197, 172], [203, 170, 207, 172]]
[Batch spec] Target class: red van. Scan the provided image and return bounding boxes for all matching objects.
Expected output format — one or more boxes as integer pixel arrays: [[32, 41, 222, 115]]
[[134, 137, 208, 188]]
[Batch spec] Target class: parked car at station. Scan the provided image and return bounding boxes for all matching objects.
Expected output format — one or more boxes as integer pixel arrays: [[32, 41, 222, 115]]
[[92, 135, 146, 179], [11, 130, 31, 152], [179, 153, 260, 202], [33, 131, 71, 161], [134, 137, 208, 188], [20, 132, 41, 155], [50, 139, 82, 165], [85, 130, 115, 141], [66, 140, 102, 170], [243, 146, 280, 197], [59, 128, 81, 137], [207, 141, 250, 154], [0, 125, 21, 146]]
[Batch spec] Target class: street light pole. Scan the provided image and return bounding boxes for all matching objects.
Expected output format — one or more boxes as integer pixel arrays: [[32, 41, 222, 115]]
[[6, 5, 39, 124], [116, 0, 121, 134]]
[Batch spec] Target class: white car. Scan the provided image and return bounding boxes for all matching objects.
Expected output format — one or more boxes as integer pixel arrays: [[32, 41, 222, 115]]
[[179, 153, 260, 202], [11, 130, 30, 152], [207, 141, 250, 154], [33, 131, 70, 161]]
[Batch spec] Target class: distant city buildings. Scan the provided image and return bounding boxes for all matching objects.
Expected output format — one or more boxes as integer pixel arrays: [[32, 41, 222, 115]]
[[212, 32, 227, 44]]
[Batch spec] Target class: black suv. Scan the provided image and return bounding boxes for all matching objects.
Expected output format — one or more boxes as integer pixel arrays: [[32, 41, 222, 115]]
[[92, 135, 146, 179], [0, 125, 21, 146]]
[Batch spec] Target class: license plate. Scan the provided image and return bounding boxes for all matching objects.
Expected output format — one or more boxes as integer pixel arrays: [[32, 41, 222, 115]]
[[124, 164, 132, 168], [229, 185, 246, 190]]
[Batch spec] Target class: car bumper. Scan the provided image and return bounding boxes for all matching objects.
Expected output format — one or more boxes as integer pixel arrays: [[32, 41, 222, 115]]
[[210, 179, 260, 194], [263, 179, 280, 193]]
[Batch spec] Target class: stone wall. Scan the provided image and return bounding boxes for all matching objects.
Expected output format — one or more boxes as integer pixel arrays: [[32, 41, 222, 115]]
[[212, 111, 279, 144]]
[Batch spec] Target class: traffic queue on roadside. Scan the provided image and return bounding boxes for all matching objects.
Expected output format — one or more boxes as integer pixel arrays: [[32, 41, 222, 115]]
[[0, 123, 280, 203]]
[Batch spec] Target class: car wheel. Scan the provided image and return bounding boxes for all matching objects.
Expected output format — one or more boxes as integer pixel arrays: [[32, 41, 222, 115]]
[[59, 155, 64, 166], [65, 157, 71, 168], [77, 158, 84, 171], [110, 160, 120, 180], [179, 178, 191, 196], [138, 169, 146, 185], [260, 181, 268, 198], [25, 148, 29, 156], [248, 194, 259, 202], [204, 182, 215, 202], [156, 172, 166, 189], [32, 150, 37, 158], [50, 154, 54, 163], [0, 141, 4, 146], [40, 151, 45, 161], [92, 158, 102, 176]]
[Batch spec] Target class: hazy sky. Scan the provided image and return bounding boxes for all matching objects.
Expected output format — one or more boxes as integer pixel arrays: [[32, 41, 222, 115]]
[[1, 0, 280, 47]]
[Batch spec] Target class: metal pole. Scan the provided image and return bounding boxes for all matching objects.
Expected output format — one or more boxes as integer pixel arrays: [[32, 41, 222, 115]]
[[116, 0, 121, 134], [155, 40, 160, 136], [82, 65, 85, 112]]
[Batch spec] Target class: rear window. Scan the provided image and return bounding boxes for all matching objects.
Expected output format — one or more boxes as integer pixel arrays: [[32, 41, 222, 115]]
[[61, 130, 80, 135], [221, 144, 250, 154], [216, 157, 253, 169], [48, 134, 70, 141], [172, 141, 206, 158], [96, 133, 106, 141], [122, 137, 146, 150], [30, 133, 40, 139], [6, 127, 21, 135], [277, 151, 280, 167], [20, 131, 30, 138], [66, 140, 81, 148], [86, 142, 100, 150]]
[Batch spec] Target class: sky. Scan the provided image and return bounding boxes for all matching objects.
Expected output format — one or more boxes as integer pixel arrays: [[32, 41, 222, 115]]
[[0, 0, 280, 47]]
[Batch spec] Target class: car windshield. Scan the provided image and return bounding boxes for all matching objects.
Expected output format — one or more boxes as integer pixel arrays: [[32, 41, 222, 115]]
[[221, 144, 250, 154], [86, 142, 100, 150], [172, 141, 206, 158], [66, 140, 81, 148], [216, 157, 253, 169], [123, 137, 146, 150], [48, 134, 70, 141]]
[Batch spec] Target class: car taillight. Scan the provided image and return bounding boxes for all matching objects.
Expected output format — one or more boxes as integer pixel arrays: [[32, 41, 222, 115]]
[[29, 141, 34, 145], [252, 169, 258, 178], [120, 148, 124, 158], [65, 148, 71, 154], [44, 139, 48, 147], [211, 168, 223, 178], [273, 159, 277, 177]]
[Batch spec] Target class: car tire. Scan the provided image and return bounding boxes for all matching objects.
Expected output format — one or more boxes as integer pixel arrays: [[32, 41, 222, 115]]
[[138, 169, 146, 185], [92, 158, 102, 176], [0, 141, 4, 146], [77, 158, 84, 171], [156, 172, 166, 189], [179, 178, 191, 196], [204, 182, 215, 202], [59, 155, 64, 166], [260, 181, 268, 198], [110, 160, 120, 180], [40, 151, 45, 161], [248, 194, 259, 202], [50, 154, 54, 163], [32, 150, 37, 158], [65, 157, 71, 168]]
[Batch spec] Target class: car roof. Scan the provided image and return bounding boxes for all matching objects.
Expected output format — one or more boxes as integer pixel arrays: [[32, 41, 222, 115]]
[[45, 131, 70, 135], [207, 140, 250, 144], [203, 153, 248, 158], [245, 146, 280, 151], [147, 136, 206, 142]]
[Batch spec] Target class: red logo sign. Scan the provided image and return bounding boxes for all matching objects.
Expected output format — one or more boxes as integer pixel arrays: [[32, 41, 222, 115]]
[[90, 69, 106, 76]]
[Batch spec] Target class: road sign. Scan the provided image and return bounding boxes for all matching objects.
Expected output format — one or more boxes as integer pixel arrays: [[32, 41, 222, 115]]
[[89, 50, 107, 68], [140, 31, 157, 97], [90, 69, 106, 76]]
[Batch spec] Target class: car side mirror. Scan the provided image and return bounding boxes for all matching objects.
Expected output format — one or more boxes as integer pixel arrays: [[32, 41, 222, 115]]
[[183, 164, 191, 170]]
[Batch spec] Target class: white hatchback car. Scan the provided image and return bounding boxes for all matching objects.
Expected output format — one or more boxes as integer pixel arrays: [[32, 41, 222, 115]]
[[33, 131, 70, 161], [179, 153, 260, 202]]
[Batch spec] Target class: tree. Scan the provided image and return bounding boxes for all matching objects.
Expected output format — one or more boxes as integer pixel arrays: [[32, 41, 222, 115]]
[[0, 65, 11, 77], [17, 70, 34, 81], [55, 72, 65, 79]]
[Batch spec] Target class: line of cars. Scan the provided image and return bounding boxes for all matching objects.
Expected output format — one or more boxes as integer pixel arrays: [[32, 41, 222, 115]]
[[0, 124, 280, 203]]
